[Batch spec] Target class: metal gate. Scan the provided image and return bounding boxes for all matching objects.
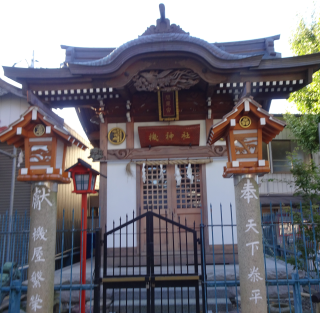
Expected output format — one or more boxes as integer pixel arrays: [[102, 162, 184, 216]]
[[102, 210, 200, 313]]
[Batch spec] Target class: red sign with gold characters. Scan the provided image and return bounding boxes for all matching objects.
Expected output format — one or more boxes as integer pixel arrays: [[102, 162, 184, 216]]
[[158, 91, 179, 121], [138, 124, 200, 148], [162, 92, 175, 117]]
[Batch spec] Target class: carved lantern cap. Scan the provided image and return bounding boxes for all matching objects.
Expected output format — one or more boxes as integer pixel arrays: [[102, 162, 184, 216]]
[[0, 106, 89, 184], [207, 97, 286, 146], [207, 97, 285, 178], [65, 158, 100, 194], [0, 106, 88, 150], [65, 158, 100, 176]]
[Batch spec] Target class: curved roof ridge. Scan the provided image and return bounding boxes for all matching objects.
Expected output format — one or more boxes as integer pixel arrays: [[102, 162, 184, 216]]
[[0, 78, 25, 98], [215, 34, 280, 45], [71, 33, 260, 67]]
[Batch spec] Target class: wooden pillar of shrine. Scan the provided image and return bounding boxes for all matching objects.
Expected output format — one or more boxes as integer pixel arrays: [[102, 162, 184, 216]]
[[99, 120, 108, 236]]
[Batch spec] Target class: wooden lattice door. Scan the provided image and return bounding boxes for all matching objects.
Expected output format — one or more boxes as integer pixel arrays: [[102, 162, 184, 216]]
[[142, 164, 169, 212], [140, 163, 203, 254], [174, 164, 202, 229]]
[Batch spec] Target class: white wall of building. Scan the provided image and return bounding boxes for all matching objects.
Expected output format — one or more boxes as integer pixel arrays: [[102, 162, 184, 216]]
[[0, 94, 29, 128], [106, 161, 136, 247], [259, 173, 294, 195], [206, 159, 237, 245]]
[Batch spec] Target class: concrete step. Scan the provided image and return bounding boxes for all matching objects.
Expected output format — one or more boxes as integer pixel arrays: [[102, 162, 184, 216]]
[[107, 287, 233, 313]]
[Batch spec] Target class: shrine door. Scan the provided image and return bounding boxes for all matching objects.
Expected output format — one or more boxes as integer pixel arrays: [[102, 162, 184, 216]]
[[140, 163, 204, 254]]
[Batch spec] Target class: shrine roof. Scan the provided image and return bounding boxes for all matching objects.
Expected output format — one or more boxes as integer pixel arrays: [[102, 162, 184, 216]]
[[0, 4, 319, 149], [61, 34, 281, 65], [0, 78, 25, 98], [3, 3, 320, 81], [66, 33, 263, 69], [214, 35, 281, 59]]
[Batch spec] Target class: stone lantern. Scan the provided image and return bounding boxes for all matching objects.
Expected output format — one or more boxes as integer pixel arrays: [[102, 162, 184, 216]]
[[0, 105, 88, 313], [207, 96, 286, 313]]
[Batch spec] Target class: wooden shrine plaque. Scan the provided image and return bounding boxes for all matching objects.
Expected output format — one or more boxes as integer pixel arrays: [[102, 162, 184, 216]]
[[138, 124, 200, 148], [158, 91, 179, 121]]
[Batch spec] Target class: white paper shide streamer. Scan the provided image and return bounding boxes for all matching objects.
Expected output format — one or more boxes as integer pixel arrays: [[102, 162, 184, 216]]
[[159, 164, 164, 182], [186, 163, 194, 184], [142, 163, 146, 183], [174, 165, 182, 186]]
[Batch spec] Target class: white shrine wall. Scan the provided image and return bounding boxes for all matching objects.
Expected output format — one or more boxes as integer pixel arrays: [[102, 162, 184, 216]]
[[106, 161, 136, 247], [205, 159, 237, 245]]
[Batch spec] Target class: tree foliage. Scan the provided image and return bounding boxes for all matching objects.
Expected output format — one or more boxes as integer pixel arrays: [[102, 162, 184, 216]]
[[284, 113, 320, 154], [284, 9, 320, 273], [288, 14, 320, 113], [288, 154, 320, 204], [284, 13, 320, 156], [286, 154, 320, 271]]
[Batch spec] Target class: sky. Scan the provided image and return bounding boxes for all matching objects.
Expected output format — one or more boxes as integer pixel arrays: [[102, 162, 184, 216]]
[[0, 0, 318, 140]]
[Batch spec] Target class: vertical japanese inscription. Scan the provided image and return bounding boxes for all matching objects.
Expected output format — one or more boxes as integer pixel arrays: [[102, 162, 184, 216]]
[[162, 91, 175, 118], [235, 177, 267, 313], [158, 90, 179, 121], [27, 183, 57, 313]]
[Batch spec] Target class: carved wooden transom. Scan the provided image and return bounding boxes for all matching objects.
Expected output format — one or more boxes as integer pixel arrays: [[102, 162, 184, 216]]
[[133, 70, 200, 92]]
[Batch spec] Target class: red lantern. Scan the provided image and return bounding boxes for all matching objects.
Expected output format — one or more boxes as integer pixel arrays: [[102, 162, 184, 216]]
[[65, 158, 100, 313]]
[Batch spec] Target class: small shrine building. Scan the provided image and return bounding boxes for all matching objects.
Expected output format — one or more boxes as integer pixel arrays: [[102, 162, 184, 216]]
[[3, 5, 320, 261]]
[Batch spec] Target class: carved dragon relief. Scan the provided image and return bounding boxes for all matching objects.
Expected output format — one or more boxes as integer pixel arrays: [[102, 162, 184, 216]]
[[107, 145, 228, 160], [133, 69, 200, 92]]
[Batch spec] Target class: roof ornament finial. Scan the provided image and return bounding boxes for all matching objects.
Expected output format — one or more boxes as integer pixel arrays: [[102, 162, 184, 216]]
[[159, 3, 165, 22], [140, 4, 189, 36]]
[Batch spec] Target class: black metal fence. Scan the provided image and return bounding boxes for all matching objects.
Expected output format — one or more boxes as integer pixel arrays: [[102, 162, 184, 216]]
[[103, 209, 200, 313], [0, 209, 101, 313], [201, 202, 320, 313], [2, 202, 320, 313]]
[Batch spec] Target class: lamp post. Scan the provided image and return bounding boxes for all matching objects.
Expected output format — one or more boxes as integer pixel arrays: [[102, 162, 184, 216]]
[[65, 159, 99, 312], [207, 97, 286, 313]]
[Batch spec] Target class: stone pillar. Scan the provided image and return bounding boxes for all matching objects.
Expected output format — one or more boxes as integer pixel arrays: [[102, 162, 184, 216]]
[[27, 182, 57, 313], [234, 175, 267, 313]]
